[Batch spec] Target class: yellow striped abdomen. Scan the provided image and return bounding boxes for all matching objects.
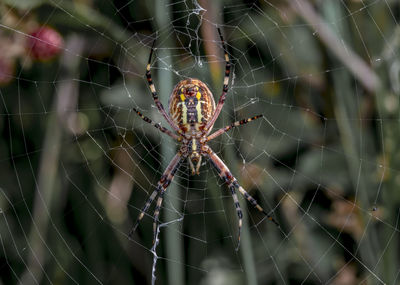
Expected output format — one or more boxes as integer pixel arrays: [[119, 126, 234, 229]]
[[169, 78, 216, 133]]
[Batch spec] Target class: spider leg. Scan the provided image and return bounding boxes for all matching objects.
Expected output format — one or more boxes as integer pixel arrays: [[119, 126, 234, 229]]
[[153, 191, 165, 242], [236, 185, 280, 227], [207, 148, 279, 249], [146, 40, 181, 133], [205, 28, 231, 131], [132, 107, 179, 140], [229, 184, 243, 251], [129, 186, 161, 237], [207, 115, 263, 141], [151, 153, 183, 243], [129, 152, 184, 239]]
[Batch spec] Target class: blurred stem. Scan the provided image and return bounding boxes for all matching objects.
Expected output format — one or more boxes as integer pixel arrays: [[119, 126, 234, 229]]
[[199, 0, 221, 88], [20, 36, 85, 284], [322, 1, 381, 281], [199, 0, 226, 236], [200, 2, 257, 283], [288, 0, 380, 93], [153, 1, 184, 285], [374, 26, 400, 285], [332, 68, 381, 282]]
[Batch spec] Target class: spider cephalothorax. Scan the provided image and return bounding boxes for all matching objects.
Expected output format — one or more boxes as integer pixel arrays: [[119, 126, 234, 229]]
[[129, 28, 279, 250]]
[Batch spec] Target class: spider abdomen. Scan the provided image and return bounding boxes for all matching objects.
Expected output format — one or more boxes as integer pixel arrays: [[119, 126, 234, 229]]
[[169, 79, 216, 134]]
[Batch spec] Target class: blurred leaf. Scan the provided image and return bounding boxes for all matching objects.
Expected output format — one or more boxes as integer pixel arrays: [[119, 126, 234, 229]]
[[245, 106, 322, 158], [240, 9, 325, 89], [297, 143, 350, 188], [3, 0, 46, 9]]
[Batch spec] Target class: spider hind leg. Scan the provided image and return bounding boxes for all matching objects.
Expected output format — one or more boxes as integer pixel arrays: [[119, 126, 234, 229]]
[[207, 148, 279, 249], [228, 184, 243, 251], [129, 186, 161, 238], [129, 152, 184, 240], [235, 182, 280, 227]]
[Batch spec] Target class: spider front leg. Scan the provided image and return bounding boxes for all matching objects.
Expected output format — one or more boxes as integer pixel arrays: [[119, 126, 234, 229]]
[[129, 152, 184, 242], [207, 114, 263, 141], [132, 107, 179, 140], [205, 28, 231, 131], [146, 39, 181, 134], [207, 148, 279, 250]]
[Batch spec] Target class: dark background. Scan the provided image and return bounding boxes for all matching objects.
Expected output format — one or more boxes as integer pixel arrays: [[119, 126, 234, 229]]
[[0, 0, 399, 284]]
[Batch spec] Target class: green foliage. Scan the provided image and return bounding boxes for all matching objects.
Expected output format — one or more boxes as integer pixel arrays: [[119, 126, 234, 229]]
[[0, 0, 399, 284]]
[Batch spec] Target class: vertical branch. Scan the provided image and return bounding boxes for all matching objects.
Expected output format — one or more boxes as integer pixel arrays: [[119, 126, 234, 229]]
[[374, 26, 400, 285], [199, 0, 221, 88], [321, 0, 381, 279], [153, 1, 184, 285], [199, 1, 258, 284], [20, 36, 85, 284]]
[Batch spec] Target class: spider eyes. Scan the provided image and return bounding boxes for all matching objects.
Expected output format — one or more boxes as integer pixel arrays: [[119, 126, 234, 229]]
[[180, 86, 200, 94]]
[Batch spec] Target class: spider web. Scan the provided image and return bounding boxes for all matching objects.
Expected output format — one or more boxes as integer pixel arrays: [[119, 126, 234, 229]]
[[0, 0, 399, 284]]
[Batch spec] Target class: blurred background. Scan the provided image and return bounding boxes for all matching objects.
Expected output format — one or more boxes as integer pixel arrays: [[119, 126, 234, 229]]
[[0, 0, 399, 284]]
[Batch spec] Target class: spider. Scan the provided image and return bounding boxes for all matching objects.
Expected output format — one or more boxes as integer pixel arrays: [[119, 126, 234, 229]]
[[129, 28, 278, 250]]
